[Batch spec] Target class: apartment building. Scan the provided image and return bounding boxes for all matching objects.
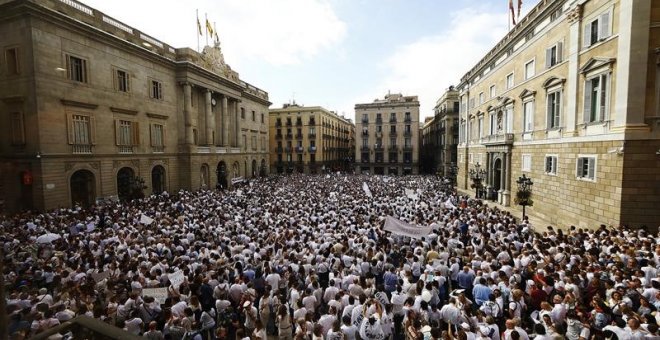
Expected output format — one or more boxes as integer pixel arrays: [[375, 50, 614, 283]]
[[355, 93, 420, 175], [421, 87, 460, 175], [0, 0, 270, 212], [456, 0, 660, 228], [269, 104, 354, 174]]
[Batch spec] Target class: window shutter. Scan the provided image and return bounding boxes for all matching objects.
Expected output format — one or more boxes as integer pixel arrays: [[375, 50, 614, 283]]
[[81, 59, 87, 83], [114, 120, 121, 146], [600, 12, 610, 39], [556, 42, 563, 63], [112, 69, 117, 91], [588, 158, 595, 179], [65, 55, 71, 80], [577, 158, 584, 177], [583, 23, 592, 48], [600, 74, 608, 121], [552, 157, 557, 173], [150, 124, 155, 146], [546, 95, 553, 128], [545, 48, 552, 69], [67, 113, 74, 144], [89, 116, 97, 145], [126, 73, 130, 92], [132, 121, 140, 146], [583, 80, 592, 123]]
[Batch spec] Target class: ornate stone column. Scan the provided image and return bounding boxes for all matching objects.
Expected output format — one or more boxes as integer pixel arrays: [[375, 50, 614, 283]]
[[235, 100, 241, 148], [503, 151, 512, 206], [183, 83, 194, 145], [222, 95, 229, 147], [205, 90, 214, 146]]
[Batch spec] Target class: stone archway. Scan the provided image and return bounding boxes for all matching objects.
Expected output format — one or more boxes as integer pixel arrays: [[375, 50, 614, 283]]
[[116, 167, 135, 201], [200, 164, 210, 189], [151, 165, 166, 194], [216, 161, 227, 189], [251, 159, 257, 178], [70, 169, 95, 207], [493, 158, 502, 193], [260, 159, 267, 177]]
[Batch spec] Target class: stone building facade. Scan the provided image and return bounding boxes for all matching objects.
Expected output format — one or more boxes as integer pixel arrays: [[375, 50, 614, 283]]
[[0, 0, 270, 213], [355, 93, 420, 175], [421, 88, 460, 176], [269, 104, 354, 174], [456, 0, 660, 228]]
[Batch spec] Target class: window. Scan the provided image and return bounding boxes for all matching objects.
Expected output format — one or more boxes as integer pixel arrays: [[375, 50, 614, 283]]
[[584, 73, 610, 123], [115, 120, 139, 146], [390, 125, 396, 133], [114, 69, 130, 92], [506, 73, 514, 89], [241, 108, 245, 119], [150, 80, 163, 100], [489, 85, 496, 98], [390, 137, 396, 146], [576, 156, 596, 181], [479, 92, 484, 105], [584, 10, 611, 48], [243, 135, 247, 150], [390, 112, 396, 121], [546, 91, 561, 129], [405, 112, 411, 121], [252, 136, 257, 150], [362, 113, 368, 123], [5, 47, 19, 75], [66, 54, 87, 83], [522, 154, 532, 172], [477, 116, 483, 139], [68, 114, 94, 146], [404, 138, 411, 147], [376, 125, 382, 133], [545, 42, 563, 68], [150, 123, 164, 151], [544, 155, 558, 175], [362, 138, 368, 147], [405, 125, 411, 133], [523, 101, 534, 132], [524, 60, 535, 80], [261, 113, 264, 124], [10, 112, 25, 145], [251, 110, 256, 121]]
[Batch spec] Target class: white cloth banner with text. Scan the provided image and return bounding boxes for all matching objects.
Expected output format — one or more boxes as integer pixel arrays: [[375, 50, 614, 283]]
[[362, 182, 373, 198], [383, 216, 432, 239]]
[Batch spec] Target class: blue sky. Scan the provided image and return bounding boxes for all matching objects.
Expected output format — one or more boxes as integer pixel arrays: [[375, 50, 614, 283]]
[[80, 0, 539, 120]]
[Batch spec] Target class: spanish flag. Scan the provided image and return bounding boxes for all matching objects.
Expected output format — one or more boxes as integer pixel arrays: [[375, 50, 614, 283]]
[[206, 19, 214, 36]]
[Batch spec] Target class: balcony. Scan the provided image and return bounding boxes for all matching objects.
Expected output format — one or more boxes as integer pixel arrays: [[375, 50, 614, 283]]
[[362, 131, 369, 136], [275, 133, 283, 139], [296, 120, 303, 126], [403, 145, 413, 151], [390, 118, 397, 123], [374, 145, 384, 151], [361, 118, 369, 124], [375, 118, 383, 125], [375, 132, 383, 138], [309, 120, 316, 125], [388, 145, 398, 151], [375, 158, 384, 163], [276, 147, 283, 153], [389, 131, 397, 137], [481, 133, 514, 146], [404, 116, 412, 123], [308, 133, 316, 139], [360, 145, 370, 151], [285, 147, 292, 153], [389, 158, 398, 163], [308, 146, 317, 153], [118, 145, 133, 154], [72, 144, 93, 154], [152, 146, 164, 153], [360, 158, 370, 163], [295, 133, 303, 139], [286, 120, 292, 126], [296, 146, 304, 153], [285, 133, 293, 139], [404, 131, 413, 137], [275, 121, 282, 127]]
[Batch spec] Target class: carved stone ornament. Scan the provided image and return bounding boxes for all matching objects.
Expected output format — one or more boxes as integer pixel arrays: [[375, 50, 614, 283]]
[[201, 43, 230, 77], [567, 5, 582, 24]]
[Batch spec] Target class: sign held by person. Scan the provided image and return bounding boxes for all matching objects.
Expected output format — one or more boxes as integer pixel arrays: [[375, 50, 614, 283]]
[[383, 216, 432, 239]]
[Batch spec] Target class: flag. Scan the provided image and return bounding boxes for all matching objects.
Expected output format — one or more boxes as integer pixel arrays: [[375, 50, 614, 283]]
[[362, 182, 373, 198], [206, 19, 214, 36], [197, 16, 202, 36], [517, 0, 523, 19], [214, 31, 219, 43], [509, 0, 516, 26]]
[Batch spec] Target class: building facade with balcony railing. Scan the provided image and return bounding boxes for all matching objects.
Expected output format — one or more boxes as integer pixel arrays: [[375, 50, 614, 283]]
[[269, 103, 355, 174], [0, 0, 271, 213], [354, 93, 420, 175], [454, 0, 660, 229], [421, 87, 459, 175]]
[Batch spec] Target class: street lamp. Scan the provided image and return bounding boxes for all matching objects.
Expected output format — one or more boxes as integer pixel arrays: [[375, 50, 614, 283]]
[[515, 174, 534, 220], [469, 162, 487, 198]]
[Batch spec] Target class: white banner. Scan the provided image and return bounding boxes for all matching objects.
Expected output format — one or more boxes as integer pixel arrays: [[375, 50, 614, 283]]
[[383, 216, 432, 239], [140, 214, 154, 225], [362, 182, 373, 198], [444, 197, 456, 210], [142, 287, 169, 305], [169, 270, 185, 289], [231, 177, 244, 185], [405, 189, 418, 200]]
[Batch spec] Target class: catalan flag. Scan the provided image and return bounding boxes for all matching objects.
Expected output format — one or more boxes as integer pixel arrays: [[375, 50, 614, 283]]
[[197, 17, 202, 36], [206, 19, 214, 36]]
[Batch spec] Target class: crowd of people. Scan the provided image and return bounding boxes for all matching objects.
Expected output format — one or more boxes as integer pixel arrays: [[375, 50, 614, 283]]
[[2, 174, 660, 340]]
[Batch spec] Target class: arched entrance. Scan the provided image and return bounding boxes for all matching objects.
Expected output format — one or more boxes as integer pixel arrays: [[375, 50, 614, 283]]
[[493, 158, 502, 193], [251, 160, 257, 178], [216, 161, 227, 189], [117, 167, 135, 201], [260, 159, 267, 177], [200, 164, 209, 189], [233, 162, 240, 178], [151, 165, 166, 194], [70, 170, 95, 207]]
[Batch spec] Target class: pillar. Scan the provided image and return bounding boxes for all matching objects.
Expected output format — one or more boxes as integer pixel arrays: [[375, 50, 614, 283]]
[[235, 100, 241, 148], [222, 95, 229, 147], [205, 90, 214, 146], [183, 83, 194, 145], [565, 4, 582, 135]]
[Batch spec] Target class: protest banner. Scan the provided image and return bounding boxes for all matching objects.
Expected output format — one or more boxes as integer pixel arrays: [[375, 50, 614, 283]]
[[169, 270, 185, 289], [140, 214, 154, 225], [383, 216, 432, 239], [362, 182, 373, 198], [142, 287, 169, 304]]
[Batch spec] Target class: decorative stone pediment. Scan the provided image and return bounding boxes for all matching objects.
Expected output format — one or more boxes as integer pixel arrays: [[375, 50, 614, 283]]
[[579, 57, 616, 75], [542, 76, 566, 89], [498, 96, 514, 106], [519, 89, 536, 99]]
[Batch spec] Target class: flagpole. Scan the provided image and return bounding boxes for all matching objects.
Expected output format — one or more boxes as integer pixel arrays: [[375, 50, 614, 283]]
[[205, 13, 209, 46], [214, 22, 218, 44], [508, 2, 511, 31], [196, 9, 200, 52]]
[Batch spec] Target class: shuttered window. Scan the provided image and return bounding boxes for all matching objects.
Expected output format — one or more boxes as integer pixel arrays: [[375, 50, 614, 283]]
[[583, 10, 612, 49], [546, 91, 561, 129], [576, 156, 596, 181], [545, 155, 558, 175], [583, 73, 610, 123]]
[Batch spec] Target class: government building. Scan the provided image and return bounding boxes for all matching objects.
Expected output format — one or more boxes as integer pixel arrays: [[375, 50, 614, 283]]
[[0, 0, 270, 212], [456, 0, 660, 228], [269, 103, 354, 174], [355, 93, 420, 175], [421, 87, 459, 176]]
